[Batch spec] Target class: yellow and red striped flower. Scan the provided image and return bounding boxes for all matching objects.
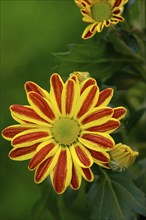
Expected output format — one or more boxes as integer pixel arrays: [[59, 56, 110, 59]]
[[75, 0, 128, 39], [2, 73, 126, 194]]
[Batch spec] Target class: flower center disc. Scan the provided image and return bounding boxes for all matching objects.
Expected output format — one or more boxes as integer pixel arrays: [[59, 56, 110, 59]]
[[92, 2, 111, 22], [52, 118, 80, 145]]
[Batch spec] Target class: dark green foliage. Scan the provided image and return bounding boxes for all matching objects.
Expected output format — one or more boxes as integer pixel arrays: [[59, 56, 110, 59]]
[[88, 170, 146, 220]]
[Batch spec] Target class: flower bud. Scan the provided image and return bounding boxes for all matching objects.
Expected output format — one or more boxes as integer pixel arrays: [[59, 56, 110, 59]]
[[109, 143, 139, 172]]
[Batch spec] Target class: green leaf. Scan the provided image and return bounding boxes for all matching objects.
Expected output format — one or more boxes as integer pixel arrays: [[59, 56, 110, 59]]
[[88, 170, 146, 220], [58, 181, 89, 220], [108, 31, 141, 60], [134, 159, 146, 194], [32, 180, 61, 220], [52, 43, 124, 81], [105, 71, 141, 90], [126, 108, 146, 133], [63, 187, 78, 207]]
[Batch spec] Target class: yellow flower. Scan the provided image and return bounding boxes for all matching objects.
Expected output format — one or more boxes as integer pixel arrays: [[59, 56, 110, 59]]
[[109, 143, 139, 171], [2, 73, 127, 194], [75, 0, 128, 39]]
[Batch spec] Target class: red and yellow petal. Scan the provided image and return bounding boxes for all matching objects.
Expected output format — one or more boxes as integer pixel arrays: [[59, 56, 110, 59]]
[[85, 119, 120, 133], [104, 20, 111, 27], [25, 81, 49, 99], [50, 73, 64, 115], [111, 15, 124, 22], [11, 128, 51, 148], [75, 0, 91, 9], [27, 92, 57, 123], [112, 0, 128, 8], [28, 140, 59, 170], [70, 143, 93, 168], [2, 124, 39, 141], [10, 105, 49, 126], [74, 85, 99, 119], [112, 7, 121, 15], [96, 22, 104, 33], [34, 147, 61, 183], [79, 132, 115, 151], [9, 143, 39, 161], [77, 165, 94, 182], [82, 14, 95, 23], [80, 107, 113, 129], [113, 107, 127, 120], [80, 77, 97, 95], [95, 88, 113, 107], [82, 23, 97, 39], [70, 163, 82, 190], [50, 147, 72, 194], [62, 79, 79, 117], [87, 148, 110, 165]]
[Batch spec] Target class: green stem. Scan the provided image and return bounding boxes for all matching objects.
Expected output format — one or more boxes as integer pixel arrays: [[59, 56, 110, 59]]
[[139, 0, 146, 31]]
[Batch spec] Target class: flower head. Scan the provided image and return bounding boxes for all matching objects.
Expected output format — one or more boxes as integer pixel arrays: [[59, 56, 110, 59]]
[[75, 0, 128, 39], [109, 143, 139, 171], [2, 73, 126, 194]]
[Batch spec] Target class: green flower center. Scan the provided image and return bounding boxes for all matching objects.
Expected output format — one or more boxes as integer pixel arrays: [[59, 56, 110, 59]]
[[52, 118, 80, 145], [92, 2, 111, 22]]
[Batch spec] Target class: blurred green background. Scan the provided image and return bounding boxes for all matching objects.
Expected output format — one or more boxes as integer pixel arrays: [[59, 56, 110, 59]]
[[0, 1, 83, 219]]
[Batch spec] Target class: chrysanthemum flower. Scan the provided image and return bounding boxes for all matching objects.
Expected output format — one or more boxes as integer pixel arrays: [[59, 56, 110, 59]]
[[75, 0, 128, 39], [2, 73, 127, 194], [109, 143, 139, 171]]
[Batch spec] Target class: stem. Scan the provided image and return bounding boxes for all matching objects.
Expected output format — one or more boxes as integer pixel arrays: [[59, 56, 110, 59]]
[[139, 0, 146, 31]]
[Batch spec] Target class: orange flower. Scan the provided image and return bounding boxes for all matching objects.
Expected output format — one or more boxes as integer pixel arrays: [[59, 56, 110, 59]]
[[75, 0, 128, 39], [2, 73, 126, 194]]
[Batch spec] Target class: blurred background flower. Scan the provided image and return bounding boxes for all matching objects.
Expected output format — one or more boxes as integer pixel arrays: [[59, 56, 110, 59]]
[[75, 0, 128, 39]]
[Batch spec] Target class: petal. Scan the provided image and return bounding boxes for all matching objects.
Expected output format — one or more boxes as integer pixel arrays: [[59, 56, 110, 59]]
[[9, 143, 39, 161], [80, 107, 113, 129], [80, 78, 96, 94], [82, 23, 97, 39], [96, 22, 104, 33], [70, 163, 82, 190], [112, 7, 121, 15], [111, 15, 124, 22], [77, 166, 94, 182], [110, 19, 119, 24], [27, 92, 56, 123], [74, 85, 99, 119], [28, 140, 59, 170], [87, 148, 110, 164], [79, 132, 115, 151], [75, 0, 91, 9], [10, 114, 27, 124], [50, 73, 64, 115], [34, 147, 61, 183], [2, 124, 38, 141], [113, 107, 127, 120], [82, 15, 95, 23], [62, 79, 79, 117], [25, 81, 49, 99], [85, 119, 120, 133], [70, 143, 93, 168], [50, 147, 72, 194], [113, 0, 128, 8], [95, 88, 113, 107], [10, 105, 49, 126], [104, 20, 111, 27], [12, 128, 51, 148]]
